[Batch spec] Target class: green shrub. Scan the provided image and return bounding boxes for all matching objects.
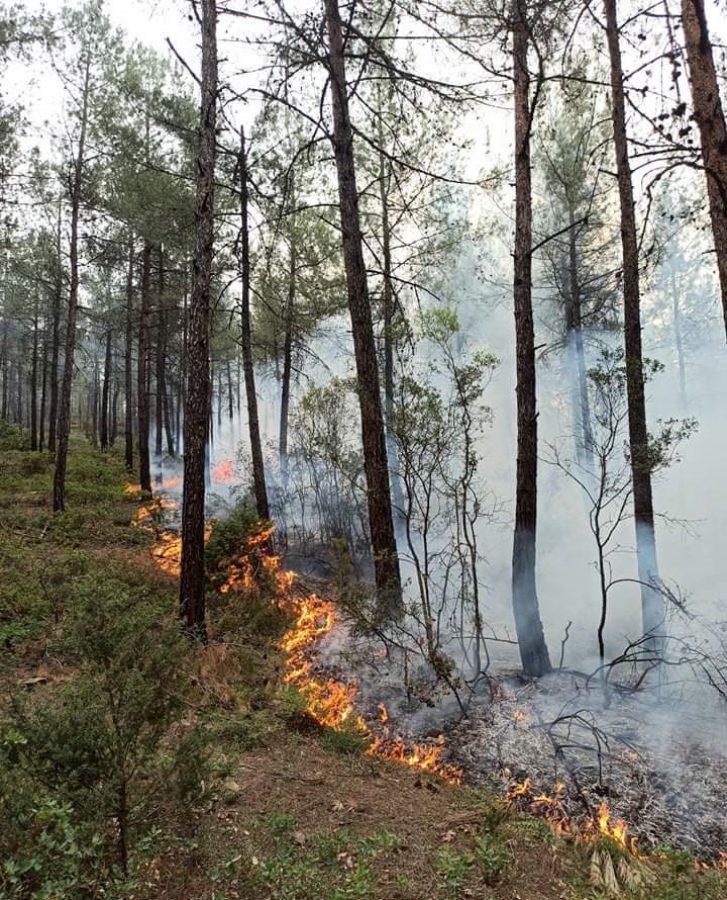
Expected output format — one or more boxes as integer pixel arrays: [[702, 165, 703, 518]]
[[0, 580, 211, 888]]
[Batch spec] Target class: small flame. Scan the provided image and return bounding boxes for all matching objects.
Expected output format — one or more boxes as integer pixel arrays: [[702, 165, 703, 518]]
[[211, 459, 234, 483]]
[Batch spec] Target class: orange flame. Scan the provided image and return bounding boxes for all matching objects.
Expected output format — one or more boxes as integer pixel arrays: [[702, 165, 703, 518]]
[[212, 459, 234, 483], [280, 591, 462, 783], [130, 487, 464, 786]]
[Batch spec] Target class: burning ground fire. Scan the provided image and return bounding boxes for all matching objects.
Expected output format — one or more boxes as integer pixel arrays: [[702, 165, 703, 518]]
[[129, 487, 727, 869], [130, 488, 464, 784]]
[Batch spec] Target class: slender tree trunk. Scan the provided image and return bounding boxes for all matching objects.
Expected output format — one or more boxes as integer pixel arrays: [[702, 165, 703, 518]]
[[681, 0, 727, 339], [180, 0, 217, 639], [604, 0, 664, 642], [279, 243, 294, 485], [30, 299, 39, 452], [155, 245, 165, 457], [138, 241, 152, 493], [90, 357, 99, 446], [378, 148, 406, 524], [239, 126, 270, 519], [226, 359, 234, 419], [100, 328, 112, 450], [53, 55, 91, 512], [111, 377, 119, 446], [324, 0, 402, 617], [124, 237, 135, 471], [39, 320, 48, 452], [48, 201, 62, 455], [1, 323, 7, 420], [510, 3, 552, 676], [565, 206, 594, 468]]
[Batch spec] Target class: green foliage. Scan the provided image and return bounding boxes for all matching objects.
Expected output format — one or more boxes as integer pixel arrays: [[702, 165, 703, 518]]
[[0, 581, 210, 888], [205, 495, 269, 575], [0, 421, 28, 450], [435, 845, 474, 889]]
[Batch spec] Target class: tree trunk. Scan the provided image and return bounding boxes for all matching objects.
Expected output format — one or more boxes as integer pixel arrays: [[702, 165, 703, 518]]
[[239, 126, 270, 520], [90, 357, 99, 446], [604, 0, 664, 643], [155, 245, 165, 457], [681, 0, 727, 340], [111, 377, 119, 446], [180, 0, 217, 639], [124, 237, 135, 471], [48, 200, 62, 455], [137, 240, 152, 493], [378, 147, 406, 525], [511, 2, 552, 676], [53, 55, 91, 512], [100, 327, 112, 450], [324, 0, 402, 618], [565, 206, 594, 468], [39, 318, 49, 452], [30, 298, 39, 452]]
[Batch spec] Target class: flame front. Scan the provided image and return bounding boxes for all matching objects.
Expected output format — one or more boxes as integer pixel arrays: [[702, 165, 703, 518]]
[[131, 491, 472, 787]]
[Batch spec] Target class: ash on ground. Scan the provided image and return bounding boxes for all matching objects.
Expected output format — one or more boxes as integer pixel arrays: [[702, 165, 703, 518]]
[[314, 619, 727, 860]]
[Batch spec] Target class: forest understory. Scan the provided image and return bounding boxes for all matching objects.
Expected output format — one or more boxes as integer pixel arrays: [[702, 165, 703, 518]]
[[1, 431, 725, 900]]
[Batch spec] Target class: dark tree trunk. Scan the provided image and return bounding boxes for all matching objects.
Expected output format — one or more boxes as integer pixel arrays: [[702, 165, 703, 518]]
[[180, 0, 217, 639], [1, 323, 8, 420], [239, 127, 270, 520], [279, 281, 294, 484], [111, 377, 119, 446], [54, 55, 90, 513], [124, 237, 135, 472], [90, 357, 99, 446], [137, 240, 152, 493], [155, 245, 165, 457], [605, 0, 663, 642], [100, 327, 112, 450], [681, 0, 727, 340], [48, 202, 63, 455], [30, 299, 39, 452], [511, 2, 552, 676], [39, 318, 49, 452], [324, 0, 402, 618]]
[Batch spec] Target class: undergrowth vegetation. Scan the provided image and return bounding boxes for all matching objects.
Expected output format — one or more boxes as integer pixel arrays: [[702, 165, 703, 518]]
[[0, 432, 724, 899]]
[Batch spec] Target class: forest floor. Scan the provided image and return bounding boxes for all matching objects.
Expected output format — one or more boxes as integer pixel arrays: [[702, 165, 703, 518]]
[[0, 432, 725, 900]]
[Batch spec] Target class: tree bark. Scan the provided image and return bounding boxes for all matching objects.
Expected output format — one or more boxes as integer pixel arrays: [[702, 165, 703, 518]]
[[324, 0, 402, 618], [100, 327, 112, 450], [511, 2, 552, 676], [604, 0, 664, 643], [279, 233, 295, 486], [137, 240, 152, 493], [681, 0, 727, 340], [155, 245, 165, 457], [48, 201, 63, 455], [39, 316, 48, 452], [180, 0, 217, 639], [239, 126, 270, 520], [53, 55, 90, 512], [124, 237, 135, 471], [30, 297, 39, 452]]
